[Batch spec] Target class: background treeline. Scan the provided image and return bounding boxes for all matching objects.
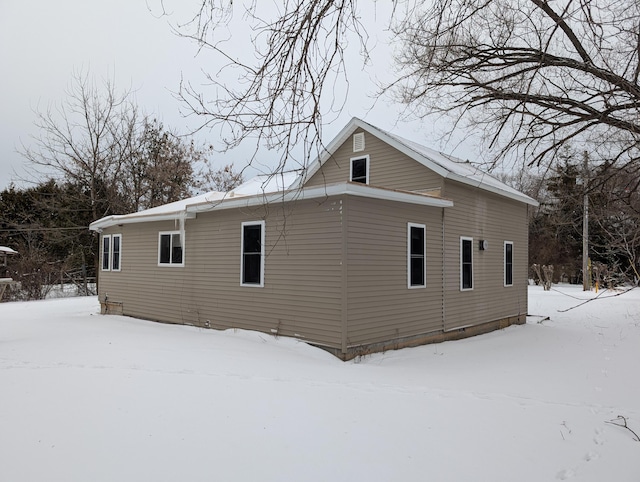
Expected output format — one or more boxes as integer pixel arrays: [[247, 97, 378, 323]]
[[1, 74, 242, 300], [511, 150, 640, 287]]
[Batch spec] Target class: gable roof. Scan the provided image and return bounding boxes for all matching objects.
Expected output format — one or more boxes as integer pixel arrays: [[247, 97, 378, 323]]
[[299, 117, 538, 206]]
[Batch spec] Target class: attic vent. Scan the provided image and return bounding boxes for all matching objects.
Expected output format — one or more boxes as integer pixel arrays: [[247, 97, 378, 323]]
[[353, 132, 365, 152]]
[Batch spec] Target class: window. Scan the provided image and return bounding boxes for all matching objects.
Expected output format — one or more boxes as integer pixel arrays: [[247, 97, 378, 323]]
[[112, 234, 122, 271], [158, 231, 184, 266], [350, 155, 369, 184], [460, 237, 473, 290], [241, 221, 265, 287], [101, 234, 122, 271], [504, 241, 513, 286], [101, 235, 111, 271], [408, 223, 426, 288]]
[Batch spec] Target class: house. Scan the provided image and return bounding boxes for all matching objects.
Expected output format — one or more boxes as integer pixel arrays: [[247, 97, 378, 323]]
[[89, 117, 539, 360]]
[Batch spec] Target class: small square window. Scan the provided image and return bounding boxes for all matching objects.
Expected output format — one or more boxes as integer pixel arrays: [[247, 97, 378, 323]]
[[350, 156, 369, 184], [159, 231, 184, 266]]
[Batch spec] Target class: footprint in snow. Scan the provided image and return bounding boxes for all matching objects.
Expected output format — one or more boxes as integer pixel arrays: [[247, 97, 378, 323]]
[[556, 468, 575, 480], [584, 451, 599, 462]]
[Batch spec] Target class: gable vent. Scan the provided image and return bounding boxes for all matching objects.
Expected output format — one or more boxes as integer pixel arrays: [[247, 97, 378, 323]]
[[353, 132, 365, 152]]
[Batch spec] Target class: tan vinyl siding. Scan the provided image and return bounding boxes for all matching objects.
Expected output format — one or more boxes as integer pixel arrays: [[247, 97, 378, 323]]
[[305, 129, 444, 191], [441, 180, 529, 330], [345, 196, 445, 347], [98, 198, 345, 348]]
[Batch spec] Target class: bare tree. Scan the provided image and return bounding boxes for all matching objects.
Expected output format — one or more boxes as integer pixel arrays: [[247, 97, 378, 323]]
[[169, 0, 640, 176], [171, 0, 372, 172], [21, 71, 141, 220], [391, 0, 640, 172], [589, 164, 640, 284]]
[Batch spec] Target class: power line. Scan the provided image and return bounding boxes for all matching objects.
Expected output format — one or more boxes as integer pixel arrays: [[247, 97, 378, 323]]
[[0, 226, 89, 233]]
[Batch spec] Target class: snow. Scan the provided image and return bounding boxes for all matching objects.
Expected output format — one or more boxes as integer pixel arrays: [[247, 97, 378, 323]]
[[89, 172, 304, 231], [0, 284, 638, 481], [231, 170, 301, 196]]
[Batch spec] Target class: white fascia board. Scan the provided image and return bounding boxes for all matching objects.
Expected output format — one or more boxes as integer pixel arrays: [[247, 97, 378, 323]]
[[89, 211, 196, 232], [445, 173, 540, 206]]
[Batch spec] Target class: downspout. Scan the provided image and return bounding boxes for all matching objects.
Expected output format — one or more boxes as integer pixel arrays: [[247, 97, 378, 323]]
[[179, 211, 187, 246], [441, 207, 446, 331]]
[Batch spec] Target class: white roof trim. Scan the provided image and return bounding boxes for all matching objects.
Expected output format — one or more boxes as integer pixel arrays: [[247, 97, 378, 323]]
[[299, 117, 538, 206], [90, 182, 453, 231], [90, 211, 196, 232]]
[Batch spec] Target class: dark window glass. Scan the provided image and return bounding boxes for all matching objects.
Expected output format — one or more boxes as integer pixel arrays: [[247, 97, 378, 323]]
[[505, 243, 513, 286], [102, 236, 110, 270], [410, 226, 425, 286], [159, 234, 171, 264], [171, 233, 182, 264], [351, 158, 367, 183], [462, 239, 473, 289], [243, 253, 261, 284], [243, 224, 262, 284], [112, 235, 120, 270], [244, 225, 261, 253]]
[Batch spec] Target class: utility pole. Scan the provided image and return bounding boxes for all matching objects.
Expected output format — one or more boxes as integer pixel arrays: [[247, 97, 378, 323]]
[[582, 151, 590, 291]]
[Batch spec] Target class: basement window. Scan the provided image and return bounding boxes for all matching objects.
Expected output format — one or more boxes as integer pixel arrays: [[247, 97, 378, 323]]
[[158, 231, 184, 266]]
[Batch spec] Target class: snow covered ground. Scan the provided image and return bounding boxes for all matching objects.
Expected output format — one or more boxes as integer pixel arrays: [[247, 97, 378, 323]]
[[0, 284, 638, 481]]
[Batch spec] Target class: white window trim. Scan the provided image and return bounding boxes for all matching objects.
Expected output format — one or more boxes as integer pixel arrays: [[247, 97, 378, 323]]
[[241, 220, 265, 287], [460, 236, 474, 291], [158, 231, 185, 267], [504, 240, 514, 287], [349, 155, 370, 184], [111, 234, 122, 272], [407, 223, 426, 289], [101, 234, 111, 271]]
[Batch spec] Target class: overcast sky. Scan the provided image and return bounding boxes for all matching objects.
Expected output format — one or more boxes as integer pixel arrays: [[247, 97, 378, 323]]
[[0, 1, 476, 192]]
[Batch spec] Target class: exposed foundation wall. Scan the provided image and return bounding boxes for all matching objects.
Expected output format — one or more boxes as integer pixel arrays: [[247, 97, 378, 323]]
[[324, 314, 526, 361]]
